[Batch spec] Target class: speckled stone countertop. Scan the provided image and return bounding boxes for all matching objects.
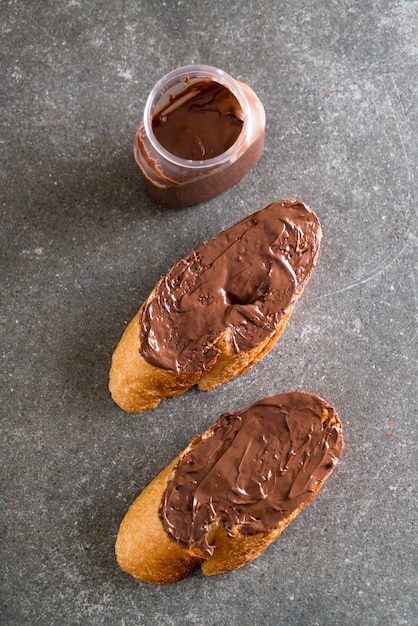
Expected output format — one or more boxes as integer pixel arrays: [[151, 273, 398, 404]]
[[1, 1, 417, 625]]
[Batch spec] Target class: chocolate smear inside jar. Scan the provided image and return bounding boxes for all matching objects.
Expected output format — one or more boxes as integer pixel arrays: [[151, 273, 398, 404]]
[[152, 80, 244, 161], [134, 65, 266, 207]]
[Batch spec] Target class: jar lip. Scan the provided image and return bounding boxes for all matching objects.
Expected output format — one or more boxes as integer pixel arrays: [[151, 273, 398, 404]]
[[143, 65, 250, 170]]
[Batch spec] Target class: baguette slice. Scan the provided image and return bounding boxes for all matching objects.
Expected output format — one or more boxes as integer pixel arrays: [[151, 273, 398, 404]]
[[109, 199, 321, 412], [116, 391, 343, 584]]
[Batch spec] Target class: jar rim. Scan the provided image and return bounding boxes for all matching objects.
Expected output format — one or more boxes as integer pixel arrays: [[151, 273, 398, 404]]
[[143, 65, 250, 170]]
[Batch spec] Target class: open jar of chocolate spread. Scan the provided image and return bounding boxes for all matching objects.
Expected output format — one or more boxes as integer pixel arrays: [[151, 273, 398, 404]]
[[134, 65, 265, 208]]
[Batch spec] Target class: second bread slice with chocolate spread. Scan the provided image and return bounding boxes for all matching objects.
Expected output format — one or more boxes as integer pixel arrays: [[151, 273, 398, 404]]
[[115, 391, 343, 583], [109, 199, 321, 412]]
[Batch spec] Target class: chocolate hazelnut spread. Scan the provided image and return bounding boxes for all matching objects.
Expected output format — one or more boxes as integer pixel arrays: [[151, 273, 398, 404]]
[[161, 391, 344, 557], [152, 80, 244, 161], [134, 65, 265, 207], [140, 199, 321, 374]]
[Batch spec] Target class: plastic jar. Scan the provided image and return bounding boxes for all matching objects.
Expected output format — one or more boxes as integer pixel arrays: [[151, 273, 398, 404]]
[[134, 65, 265, 208]]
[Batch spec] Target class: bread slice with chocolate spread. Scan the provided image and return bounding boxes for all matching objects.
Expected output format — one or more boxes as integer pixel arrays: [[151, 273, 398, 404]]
[[115, 391, 343, 584], [109, 199, 321, 413]]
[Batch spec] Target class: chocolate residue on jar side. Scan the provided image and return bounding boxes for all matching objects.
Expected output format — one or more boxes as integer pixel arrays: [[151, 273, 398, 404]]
[[160, 391, 344, 557], [140, 199, 321, 374], [152, 80, 244, 160]]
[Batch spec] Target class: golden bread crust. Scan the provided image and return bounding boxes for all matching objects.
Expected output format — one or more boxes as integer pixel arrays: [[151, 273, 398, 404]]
[[109, 201, 322, 413], [201, 484, 320, 576], [115, 404, 341, 583], [109, 309, 201, 413], [115, 459, 205, 584], [109, 292, 299, 412]]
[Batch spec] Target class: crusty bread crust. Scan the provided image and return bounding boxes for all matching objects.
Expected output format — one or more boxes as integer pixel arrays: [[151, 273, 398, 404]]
[[109, 200, 322, 413], [115, 405, 339, 584], [115, 459, 205, 584], [109, 299, 296, 412], [109, 307, 201, 414]]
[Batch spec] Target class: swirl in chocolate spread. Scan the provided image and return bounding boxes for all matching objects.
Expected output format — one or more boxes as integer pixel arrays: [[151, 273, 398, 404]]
[[152, 80, 244, 161], [161, 391, 344, 557], [140, 200, 321, 374]]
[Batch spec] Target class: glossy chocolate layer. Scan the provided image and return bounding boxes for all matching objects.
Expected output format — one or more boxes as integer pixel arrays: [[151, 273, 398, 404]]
[[161, 392, 343, 557], [140, 199, 321, 373], [152, 80, 244, 161]]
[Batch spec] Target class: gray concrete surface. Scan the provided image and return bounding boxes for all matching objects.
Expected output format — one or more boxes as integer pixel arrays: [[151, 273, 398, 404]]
[[1, 1, 417, 624]]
